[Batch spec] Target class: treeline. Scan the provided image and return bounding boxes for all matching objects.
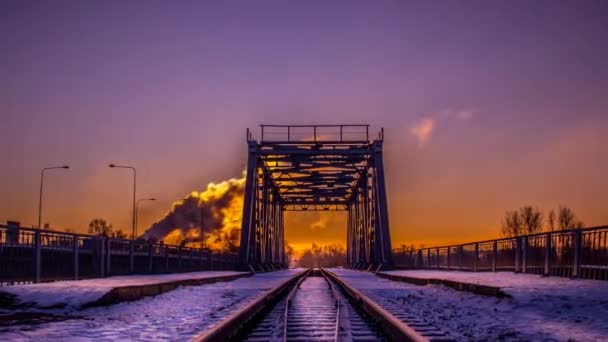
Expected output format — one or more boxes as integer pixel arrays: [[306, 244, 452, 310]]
[[298, 243, 346, 268], [502, 205, 584, 237], [87, 218, 129, 239]]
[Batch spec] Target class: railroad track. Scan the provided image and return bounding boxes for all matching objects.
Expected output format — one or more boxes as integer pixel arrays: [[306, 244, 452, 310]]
[[194, 268, 446, 341], [244, 268, 381, 341]]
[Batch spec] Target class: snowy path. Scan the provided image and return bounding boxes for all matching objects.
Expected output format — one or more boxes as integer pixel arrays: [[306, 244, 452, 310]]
[[0, 271, 247, 309], [329, 268, 608, 341], [0, 269, 303, 341], [381, 269, 608, 299]]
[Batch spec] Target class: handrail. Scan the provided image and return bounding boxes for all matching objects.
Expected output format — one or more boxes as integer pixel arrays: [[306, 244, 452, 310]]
[[257, 124, 373, 143], [0, 224, 235, 256], [261, 124, 370, 128], [393, 225, 608, 254]]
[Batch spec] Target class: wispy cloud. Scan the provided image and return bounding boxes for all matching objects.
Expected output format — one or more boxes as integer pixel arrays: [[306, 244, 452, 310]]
[[410, 117, 435, 147], [452, 109, 474, 120], [409, 109, 475, 147], [310, 215, 329, 230]]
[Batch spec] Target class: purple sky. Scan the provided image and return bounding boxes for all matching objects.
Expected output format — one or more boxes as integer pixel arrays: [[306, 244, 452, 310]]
[[2, 1, 607, 247]]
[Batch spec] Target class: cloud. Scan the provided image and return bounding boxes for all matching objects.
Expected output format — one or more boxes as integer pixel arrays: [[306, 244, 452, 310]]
[[409, 109, 475, 147], [440, 109, 475, 121], [310, 214, 330, 230], [409, 117, 435, 147], [453, 109, 474, 120]]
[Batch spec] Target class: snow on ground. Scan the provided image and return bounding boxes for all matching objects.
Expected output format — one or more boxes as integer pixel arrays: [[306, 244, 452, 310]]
[[0, 271, 247, 310], [330, 268, 608, 341], [0, 269, 304, 341], [382, 269, 608, 299]]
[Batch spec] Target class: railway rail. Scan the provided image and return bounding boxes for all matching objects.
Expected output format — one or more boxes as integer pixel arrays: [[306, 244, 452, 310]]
[[193, 268, 446, 341]]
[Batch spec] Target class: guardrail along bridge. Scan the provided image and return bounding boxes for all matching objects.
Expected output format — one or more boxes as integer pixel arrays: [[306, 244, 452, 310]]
[[238, 125, 393, 271]]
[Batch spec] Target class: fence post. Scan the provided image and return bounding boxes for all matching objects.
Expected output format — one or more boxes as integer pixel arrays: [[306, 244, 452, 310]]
[[522, 236, 528, 273], [148, 243, 153, 273], [106, 239, 111, 276], [473, 243, 479, 272], [572, 229, 582, 278], [515, 237, 521, 273], [178, 245, 183, 272], [492, 240, 497, 272], [458, 245, 463, 271], [203, 247, 205, 271], [417, 250, 422, 268], [100, 237, 106, 277], [164, 245, 169, 272], [426, 249, 431, 268], [544, 233, 551, 276], [447, 247, 451, 269], [34, 229, 41, 283], [129, 240, 134, 274], [73, 235, 79, 280], [436, 248, 440, 269]]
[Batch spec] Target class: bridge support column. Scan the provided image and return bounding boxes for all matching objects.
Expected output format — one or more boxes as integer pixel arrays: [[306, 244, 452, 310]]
[[372, 140, 393, 268], [238, 140, 259, 271]]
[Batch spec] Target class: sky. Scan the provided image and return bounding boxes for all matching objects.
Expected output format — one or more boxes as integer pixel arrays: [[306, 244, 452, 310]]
[[2, 1, 607, 250]]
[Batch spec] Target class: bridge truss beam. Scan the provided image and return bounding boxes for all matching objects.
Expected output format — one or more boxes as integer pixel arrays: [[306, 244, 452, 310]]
[[238, 125, 393, 271]]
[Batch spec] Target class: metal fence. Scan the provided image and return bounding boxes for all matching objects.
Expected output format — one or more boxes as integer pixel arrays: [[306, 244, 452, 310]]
[[393, 225, 608, 280], [0, 223, 238, 284]]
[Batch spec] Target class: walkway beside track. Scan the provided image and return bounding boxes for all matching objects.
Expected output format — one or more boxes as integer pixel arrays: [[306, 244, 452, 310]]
[[0, 270, 303, 341], [330, 268, 608, 341], [0, 271, 249, 309], [378, 269, 607, 298]]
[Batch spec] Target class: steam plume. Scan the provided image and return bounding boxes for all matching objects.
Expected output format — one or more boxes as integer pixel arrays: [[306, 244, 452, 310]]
[[141, 174, 245, 251]]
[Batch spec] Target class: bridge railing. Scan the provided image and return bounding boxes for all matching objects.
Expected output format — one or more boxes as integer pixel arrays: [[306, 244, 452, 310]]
[[259, 124, 371, 143], [0, 222, 238, 284], [393, 225, 608, 280]]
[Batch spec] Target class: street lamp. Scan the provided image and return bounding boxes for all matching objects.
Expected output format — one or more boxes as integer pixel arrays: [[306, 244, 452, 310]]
[[109, 164, 136, 240], [38, 165, 70, 229], [135, 197, 156, 239]]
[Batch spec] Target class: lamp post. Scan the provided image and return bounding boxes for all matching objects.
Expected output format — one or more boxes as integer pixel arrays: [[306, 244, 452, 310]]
[[109, 164, 136, 240], [38, 165, 70, 229], [135, 197, 156, 239]]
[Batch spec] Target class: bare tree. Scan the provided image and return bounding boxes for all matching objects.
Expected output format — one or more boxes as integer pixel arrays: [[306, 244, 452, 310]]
[[88, 218, 113, 236], [284, 242, 295, 266], [557, 205, 585, 230], [400, 244, 416, 253], [547, 209, 556, 231], [502, 210, 523, 237], [110, 230, 128, 239], [298, 243, 346, 268], [520, 206, 543, 234]]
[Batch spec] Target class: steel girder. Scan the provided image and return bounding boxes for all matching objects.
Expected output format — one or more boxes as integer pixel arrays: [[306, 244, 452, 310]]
[[238, 125, 393, 271]]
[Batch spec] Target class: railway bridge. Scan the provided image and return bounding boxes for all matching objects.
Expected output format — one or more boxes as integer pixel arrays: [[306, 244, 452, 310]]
[[1, 126, 607, 341], [238, 125, 393, 271]]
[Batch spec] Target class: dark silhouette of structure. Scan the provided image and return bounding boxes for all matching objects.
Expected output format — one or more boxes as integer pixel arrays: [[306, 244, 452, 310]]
[[238, 125, 393, 271]]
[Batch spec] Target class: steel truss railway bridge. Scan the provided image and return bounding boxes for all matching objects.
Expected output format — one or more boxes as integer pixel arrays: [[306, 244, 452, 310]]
[[238, 124, 393, 271]]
